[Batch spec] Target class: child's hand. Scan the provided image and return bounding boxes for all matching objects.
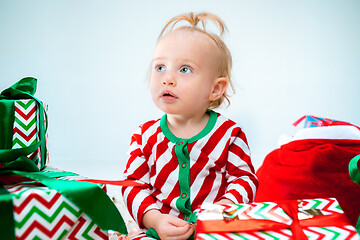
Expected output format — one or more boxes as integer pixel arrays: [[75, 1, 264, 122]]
[[143, 209, 195, 240], [155, 214, 195, 240]]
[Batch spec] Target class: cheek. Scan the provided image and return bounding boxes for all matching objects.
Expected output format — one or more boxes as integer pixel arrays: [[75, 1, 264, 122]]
[[149, 85, 157, 99], [182, 83, 211, 102], [178, 83, 195, 98], [149, 78, 159, 98]]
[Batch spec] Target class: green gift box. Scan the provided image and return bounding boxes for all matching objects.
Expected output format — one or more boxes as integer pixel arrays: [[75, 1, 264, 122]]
[[0, 78, 127, 239], [0, 77, 48, 171], [2, 167, 110, 239], [0, 98, 49, 170]]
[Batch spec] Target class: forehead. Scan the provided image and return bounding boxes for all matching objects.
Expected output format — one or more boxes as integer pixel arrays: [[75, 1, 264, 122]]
[[154, 29, 220, 60], [163, 28, 213, 43]]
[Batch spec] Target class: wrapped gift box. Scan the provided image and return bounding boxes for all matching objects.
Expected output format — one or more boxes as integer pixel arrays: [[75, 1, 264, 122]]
[[0, 78, 49, 170], [0, 98, 48, 169], [1, 167, 110, 240], [11, 99, 49, 165], [1, 79, 127, 239], [196, 198, 360, 240]]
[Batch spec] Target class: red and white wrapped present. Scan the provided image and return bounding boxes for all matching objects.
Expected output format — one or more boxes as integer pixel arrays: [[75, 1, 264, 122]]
[[196, 198, 360, 240]]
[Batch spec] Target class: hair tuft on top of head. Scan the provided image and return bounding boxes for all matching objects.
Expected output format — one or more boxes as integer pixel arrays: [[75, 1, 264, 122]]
[[159, 12, 227, 40]]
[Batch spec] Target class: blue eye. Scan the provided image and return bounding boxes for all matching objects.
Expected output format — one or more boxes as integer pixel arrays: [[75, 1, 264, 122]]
[[180, 66, 192, 73], [156, 65, 166, 72]]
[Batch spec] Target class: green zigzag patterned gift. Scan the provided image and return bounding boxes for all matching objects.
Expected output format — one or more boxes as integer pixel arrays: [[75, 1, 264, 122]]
[[12, 99, 48, 165], [196, 198, 360, 240], [0, 78, 127, 239], [0, 77, 48, 170], [3, 167, 109, 239]]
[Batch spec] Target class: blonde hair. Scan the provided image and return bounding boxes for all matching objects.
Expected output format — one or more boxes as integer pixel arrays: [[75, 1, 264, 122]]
[[158, 12, 234, 109]]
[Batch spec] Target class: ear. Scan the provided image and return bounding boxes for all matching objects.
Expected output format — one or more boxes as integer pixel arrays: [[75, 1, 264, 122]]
[[210, 77, 228, 101]]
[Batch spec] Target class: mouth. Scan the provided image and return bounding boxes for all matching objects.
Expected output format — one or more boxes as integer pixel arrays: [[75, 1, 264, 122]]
[[160, 90, 178, 100]]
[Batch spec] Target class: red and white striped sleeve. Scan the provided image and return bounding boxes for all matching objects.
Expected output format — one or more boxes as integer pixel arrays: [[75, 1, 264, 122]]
[[121, 123, 159, 228], [223, 126, 259, 204]]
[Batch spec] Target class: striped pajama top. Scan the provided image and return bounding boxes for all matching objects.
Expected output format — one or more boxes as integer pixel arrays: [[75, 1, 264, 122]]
[[121, 110, 258, 229]]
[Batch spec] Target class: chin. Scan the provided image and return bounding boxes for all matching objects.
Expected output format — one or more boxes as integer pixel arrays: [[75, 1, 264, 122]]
[[155, 103, 179, 115], [162, 108, 184, 116], [162, 109, 179, 115]]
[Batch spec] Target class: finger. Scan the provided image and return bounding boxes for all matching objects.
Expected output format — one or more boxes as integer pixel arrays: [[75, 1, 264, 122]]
[[166, 216, 189, 227], [181, 225, 195, 239], [159, 223, 192, 239], [164, 223, 191, 235], [167, 225, 194, 240]]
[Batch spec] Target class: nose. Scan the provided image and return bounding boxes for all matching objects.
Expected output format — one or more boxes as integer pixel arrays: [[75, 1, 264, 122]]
[[162, 74, 176, 86]]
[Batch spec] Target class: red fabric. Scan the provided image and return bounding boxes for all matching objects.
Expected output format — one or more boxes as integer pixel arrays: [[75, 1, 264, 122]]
[[255, 139, 360, 226]]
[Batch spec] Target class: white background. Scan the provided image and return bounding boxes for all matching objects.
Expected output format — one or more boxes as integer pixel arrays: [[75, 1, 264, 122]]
[[1, 0, 360, 180]]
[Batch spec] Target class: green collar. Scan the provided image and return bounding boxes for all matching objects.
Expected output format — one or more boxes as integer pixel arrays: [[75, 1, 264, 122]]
[[160, 110, 218, 144]]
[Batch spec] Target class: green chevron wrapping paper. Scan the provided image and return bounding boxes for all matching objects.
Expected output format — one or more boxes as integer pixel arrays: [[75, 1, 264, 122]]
[[11, 99, 48, 168], [0, 78, 49, 171], [196, 198, 360, 240], [2, 167, 109, 240]]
